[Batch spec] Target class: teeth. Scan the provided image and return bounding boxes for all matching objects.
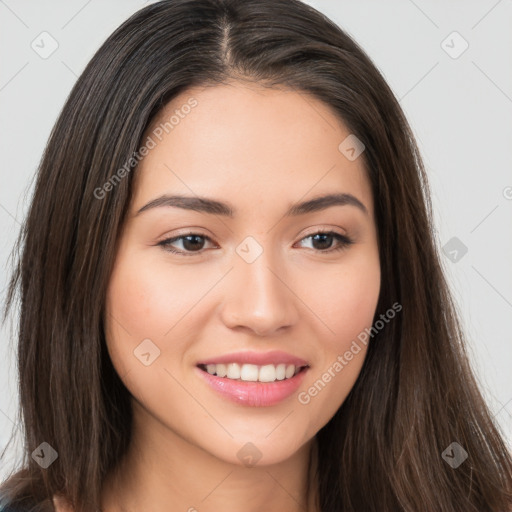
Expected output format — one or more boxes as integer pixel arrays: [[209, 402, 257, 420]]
[[275, 364, 286, 380], [216, 363, 227, 377], [285, 364, 295, 379], [259, 364, 276, 382], [203, 363, 302, 382], [227, 363, 241, 379]]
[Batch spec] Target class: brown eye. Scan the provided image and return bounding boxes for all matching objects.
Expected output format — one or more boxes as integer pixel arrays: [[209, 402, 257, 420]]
[[296, 231, 354, 253], [158, 230, 353, 257], [158, 233, 215, 256]]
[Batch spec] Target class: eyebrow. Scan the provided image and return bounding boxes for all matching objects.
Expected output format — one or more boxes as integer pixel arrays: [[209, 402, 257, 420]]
[[135, 192, 368, 217]]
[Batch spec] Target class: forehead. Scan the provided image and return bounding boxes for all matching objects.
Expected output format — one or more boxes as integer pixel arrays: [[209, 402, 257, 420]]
[[131, 81, 373, 218]]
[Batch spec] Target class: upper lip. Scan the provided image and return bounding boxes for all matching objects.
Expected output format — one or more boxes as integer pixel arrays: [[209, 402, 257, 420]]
[[197, 350, 309, 367]]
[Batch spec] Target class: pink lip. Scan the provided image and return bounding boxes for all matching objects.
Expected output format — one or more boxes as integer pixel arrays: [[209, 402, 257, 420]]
[[196, 366, 309, 407], [197, 350, 309, 367]]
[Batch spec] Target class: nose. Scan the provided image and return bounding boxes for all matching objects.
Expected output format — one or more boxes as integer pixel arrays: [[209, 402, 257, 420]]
[[219, 246, 300, 337]]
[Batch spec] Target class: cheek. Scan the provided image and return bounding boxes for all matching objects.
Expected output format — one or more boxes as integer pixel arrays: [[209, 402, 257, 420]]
[[293, 250, 380, 423], [301, 251, 381, 351], [103, 251, 197, 408], [104, 248, 225, 386], [105, 250, 208, 340], [104, 251, 177, 375]]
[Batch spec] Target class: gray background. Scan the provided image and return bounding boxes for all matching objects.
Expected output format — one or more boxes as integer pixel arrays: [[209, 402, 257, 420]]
[[1, 0, 511, 479]]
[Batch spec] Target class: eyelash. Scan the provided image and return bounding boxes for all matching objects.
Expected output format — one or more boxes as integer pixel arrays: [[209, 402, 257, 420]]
[[157, 230, 354, 257]]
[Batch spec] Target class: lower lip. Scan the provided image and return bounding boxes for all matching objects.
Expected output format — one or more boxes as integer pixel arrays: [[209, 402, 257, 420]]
[[196, 366, 309, 407]]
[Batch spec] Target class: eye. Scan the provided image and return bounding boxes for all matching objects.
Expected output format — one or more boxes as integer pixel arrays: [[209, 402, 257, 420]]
[[157, 230, 354, 256], [158, 232, 216, 256], [294, 231, 354, 253]]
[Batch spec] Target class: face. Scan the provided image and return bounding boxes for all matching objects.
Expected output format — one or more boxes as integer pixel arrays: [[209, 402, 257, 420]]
[[104, 81, 380, 466]]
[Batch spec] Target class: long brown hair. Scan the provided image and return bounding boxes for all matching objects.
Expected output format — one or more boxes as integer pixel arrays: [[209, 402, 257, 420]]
[[2, 1, 511, 510]]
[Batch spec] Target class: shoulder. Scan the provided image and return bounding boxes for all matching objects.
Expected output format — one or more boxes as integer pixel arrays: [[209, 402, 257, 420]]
[[0, 494, 74, 512], [0, 496, 27, 512], [0, 501, 30, 512]]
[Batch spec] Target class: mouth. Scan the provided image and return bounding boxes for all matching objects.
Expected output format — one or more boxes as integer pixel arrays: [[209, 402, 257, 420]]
[[195, 352, 310, 407], [197, 362, 309, 383]]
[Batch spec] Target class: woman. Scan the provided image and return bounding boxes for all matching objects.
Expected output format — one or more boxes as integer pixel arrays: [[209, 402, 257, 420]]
[[1, 0, 511, 511]]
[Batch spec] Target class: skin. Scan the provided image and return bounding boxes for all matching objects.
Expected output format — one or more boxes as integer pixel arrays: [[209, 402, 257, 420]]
[[55, 81, 381, 512]]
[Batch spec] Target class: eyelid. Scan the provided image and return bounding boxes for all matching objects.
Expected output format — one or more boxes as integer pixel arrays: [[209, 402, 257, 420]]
[[156, 226, 354, 256], [297, 224, 349, 239], [156, 230, 217, 252], [157, 224, 349, 242], [155, 228, 215, 245]]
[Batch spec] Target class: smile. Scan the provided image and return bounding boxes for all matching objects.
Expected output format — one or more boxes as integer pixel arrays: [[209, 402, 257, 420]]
[[197, 362, 306, 383]]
